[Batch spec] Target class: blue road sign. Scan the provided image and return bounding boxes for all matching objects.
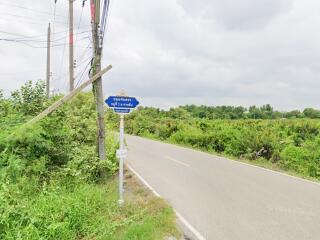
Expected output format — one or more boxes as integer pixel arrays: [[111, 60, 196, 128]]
[[105, 96, 139, 109], [114, 108, 131, 114]]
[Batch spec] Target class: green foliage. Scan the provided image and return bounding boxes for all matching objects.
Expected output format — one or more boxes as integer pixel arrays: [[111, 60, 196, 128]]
[[0, 180, 178, 240], [11, 80, 48, 115], [115, 106, 320, 180], [303, 108, 320, 119], [0, 83, 179, 239], [179, 104, 320, 120], [0, 92, 13, 118]]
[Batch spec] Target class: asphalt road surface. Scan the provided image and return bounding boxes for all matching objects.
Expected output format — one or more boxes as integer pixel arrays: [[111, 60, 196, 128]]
[[126, 135, 320, 240]]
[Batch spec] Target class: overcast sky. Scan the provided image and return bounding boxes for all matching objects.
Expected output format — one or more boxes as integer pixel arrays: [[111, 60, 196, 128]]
[[0, 0, 320, 110]]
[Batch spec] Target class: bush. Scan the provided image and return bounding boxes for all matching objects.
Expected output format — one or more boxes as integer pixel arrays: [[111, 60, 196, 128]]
[[117, 106, 320, 180], [0, 81, 121, 239], [11, 80, 48, 115]]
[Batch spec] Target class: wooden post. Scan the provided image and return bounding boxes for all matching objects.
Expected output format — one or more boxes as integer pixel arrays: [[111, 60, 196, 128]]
[[25, 65, 112, 126]]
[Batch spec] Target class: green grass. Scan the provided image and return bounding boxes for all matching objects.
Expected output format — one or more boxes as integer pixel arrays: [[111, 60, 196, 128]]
[[0, 85, 180, 240], [0, 177, 180, 240]]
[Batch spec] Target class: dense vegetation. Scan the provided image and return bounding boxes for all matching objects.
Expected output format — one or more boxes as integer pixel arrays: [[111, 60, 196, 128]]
[[0, 83, 179, 239], [182, 104, 320, 119], [110, 106, 320, 180]]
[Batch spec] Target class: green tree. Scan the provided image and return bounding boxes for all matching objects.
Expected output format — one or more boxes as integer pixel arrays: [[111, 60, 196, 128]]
[[303, 108, 320, 119], [11, 80, 47, 115], [260, 104, 274, 119], [166, 107, 191, 120], [248, 106, 262, 119], [285, 110, 303, 119]]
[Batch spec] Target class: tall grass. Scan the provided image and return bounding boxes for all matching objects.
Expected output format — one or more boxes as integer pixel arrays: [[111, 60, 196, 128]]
[[0, 83, 179, 239]]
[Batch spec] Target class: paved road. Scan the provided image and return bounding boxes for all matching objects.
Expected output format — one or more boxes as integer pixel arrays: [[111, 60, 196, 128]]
[[126, 135, 320, 240]]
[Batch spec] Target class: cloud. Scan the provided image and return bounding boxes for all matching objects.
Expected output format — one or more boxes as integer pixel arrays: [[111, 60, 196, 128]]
[[1, 0, 320, 110], [178, 0, 294, 31]]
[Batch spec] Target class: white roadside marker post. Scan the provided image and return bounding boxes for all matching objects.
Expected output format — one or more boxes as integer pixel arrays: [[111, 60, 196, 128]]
[[118, 114, 125, 206], [105, 93, 140, 206]]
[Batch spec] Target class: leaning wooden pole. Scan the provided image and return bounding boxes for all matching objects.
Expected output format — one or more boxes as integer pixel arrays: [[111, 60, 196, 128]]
[[25, 65, 112, 126]]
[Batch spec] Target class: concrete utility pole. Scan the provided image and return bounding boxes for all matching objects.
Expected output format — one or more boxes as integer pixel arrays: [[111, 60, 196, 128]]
[[91, 0, 106, 162], [69, 0, 74, 91], [46, 23, 51, 98]]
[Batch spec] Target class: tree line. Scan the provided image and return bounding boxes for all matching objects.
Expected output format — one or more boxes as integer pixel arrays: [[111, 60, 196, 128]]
[[132, 104, 320, 120]]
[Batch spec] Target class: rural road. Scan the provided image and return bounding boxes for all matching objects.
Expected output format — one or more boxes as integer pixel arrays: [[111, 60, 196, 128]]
[[126, 135, 320, 240]]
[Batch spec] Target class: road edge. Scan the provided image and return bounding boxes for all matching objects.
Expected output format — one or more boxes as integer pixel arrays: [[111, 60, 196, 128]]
[[127, 164, 206, 240]]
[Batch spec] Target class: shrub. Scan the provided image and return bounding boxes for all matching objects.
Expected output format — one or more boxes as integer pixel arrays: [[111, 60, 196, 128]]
[[119, 107, 320, 180]]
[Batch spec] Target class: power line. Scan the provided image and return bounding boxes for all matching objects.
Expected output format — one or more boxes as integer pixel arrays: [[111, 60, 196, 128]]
[[0, 29, 91, 40], [0, 31, 90, 43], [0, 17, 67, 28], [75, 3, 85, 45], [0, 2, 66, 19], [51, 1, 57, 57], [0, 37, 90, 49], [56, 1, 70, 92], [0, 12, 67, 25], [100, 0, 111, 47], [75, 58, 92, 88], [0, 29, 70, 38], [77, 54, 93, 68], [77, 41, 92, 58], [0, 16, 91, 28], [0, 34, 83, 44]]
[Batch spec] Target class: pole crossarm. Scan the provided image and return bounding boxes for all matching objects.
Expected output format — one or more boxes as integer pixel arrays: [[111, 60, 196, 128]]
[[25, 65, 112, 126]]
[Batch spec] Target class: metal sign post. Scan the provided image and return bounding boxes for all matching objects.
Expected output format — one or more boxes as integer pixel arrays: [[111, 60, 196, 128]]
[[118, 114, 125, 205], [105, 93, 139, 206]]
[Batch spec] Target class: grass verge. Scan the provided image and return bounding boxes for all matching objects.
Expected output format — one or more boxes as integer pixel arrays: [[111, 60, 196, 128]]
[[1, 175, 181, 240]]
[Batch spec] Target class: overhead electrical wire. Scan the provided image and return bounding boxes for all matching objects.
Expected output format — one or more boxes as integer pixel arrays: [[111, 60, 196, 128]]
[[0, 17, 66, 28], [76, 42, 93, 61], [88, 0, 111, 76], [100, 0, 110, 44], [0, 33, 88, 43], [0, 0, 94, 93], [51, 0, 58, 76], [0, 1, 66, 19], [99, 0, 110, 50], [0, 30, 91, 42], [75, 58, 93, 88], [0, 12, 67, 25], [77, 54, 94, 68], [0, 29, 90, 40], [75, 2, 85, 45], [56, 0, 69, 92], [0, 36, 90, 49]]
